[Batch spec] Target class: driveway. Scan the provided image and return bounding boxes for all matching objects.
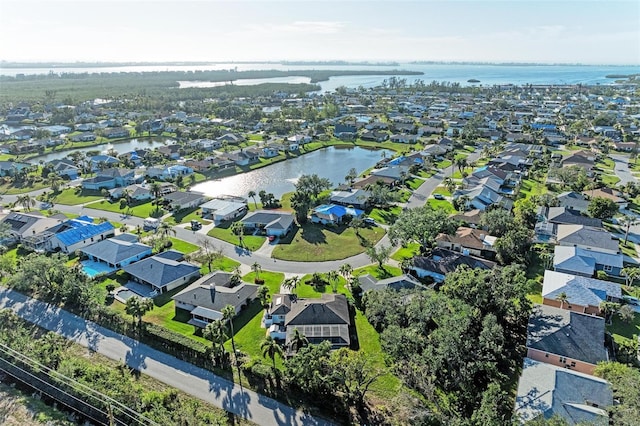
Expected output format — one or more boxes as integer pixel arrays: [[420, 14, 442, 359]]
[[610, 154, 637, 186], [0, 286, 335, 426]]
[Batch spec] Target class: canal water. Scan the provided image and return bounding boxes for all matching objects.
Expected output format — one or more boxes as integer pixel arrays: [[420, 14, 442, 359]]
[[191, 146, 392, 200], [28, 138, 172, 163]]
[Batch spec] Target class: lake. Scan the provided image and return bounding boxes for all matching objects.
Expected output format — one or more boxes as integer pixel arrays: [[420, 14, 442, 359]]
[[190, 146, 392, 200], [28, 137, 172, 164]]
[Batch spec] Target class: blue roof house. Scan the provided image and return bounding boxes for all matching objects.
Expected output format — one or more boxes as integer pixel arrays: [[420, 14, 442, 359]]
[[47, 217, 115, 254], [311, 204, 364, 225]]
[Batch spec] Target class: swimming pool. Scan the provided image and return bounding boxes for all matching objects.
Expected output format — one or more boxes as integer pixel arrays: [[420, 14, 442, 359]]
[[114, 289, 137, 303], [81, 260, 116, 278]]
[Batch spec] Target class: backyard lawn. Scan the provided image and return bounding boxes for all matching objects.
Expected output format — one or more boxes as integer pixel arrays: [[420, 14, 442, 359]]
[[272, 222, 386, 262], [432, 186, 452, 196], [207, 221, 266, 252], [51, 188, 104, 205], [607, 313, 640, 347], [0, 180, 49, 194], [600, 174, 621, 187], [85, 199, 165, 218]]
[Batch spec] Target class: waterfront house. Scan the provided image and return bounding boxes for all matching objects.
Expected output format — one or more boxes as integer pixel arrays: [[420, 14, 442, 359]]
[[201, 198, 248, 222], [310, 204, 364, 226], [89, 155, 120, 171], [103, 127, 130, 139], [329, 189, 371, 209], [48, 159, 80, 180], [241, 210, 294, 237], [173, 271, 259, 327], [146, 164, 194, 180], [122, 250, 201, 294], [162, 191, 207, 211]]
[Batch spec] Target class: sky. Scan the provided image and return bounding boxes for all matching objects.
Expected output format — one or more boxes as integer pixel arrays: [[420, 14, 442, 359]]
[[0, 0, 639, 65]]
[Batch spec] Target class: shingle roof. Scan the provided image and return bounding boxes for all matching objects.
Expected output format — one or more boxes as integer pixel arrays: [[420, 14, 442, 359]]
[[358, 274, 425, 293], [556, 225, 619, 252], [412, 248, 496, 275], [80, 235, 151, 264], [285, 293, 351, 327], [527, 304, 607, 365], [242, 210, 294, 230], [542, 270, 622, 307], [173, 271, 259, 314], [123, 251, 199, 288], [515, 357, 612, 425], [435, 226, 496, 251], [544, 207, 602, 227]]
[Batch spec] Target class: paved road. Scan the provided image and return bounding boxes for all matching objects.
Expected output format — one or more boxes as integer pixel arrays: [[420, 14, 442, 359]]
[[0, 286, 335, 426], [406, 150, 481, 208], [610, 154, 637, 186]]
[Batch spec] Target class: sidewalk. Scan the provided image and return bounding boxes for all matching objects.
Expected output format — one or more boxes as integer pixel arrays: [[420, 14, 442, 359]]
[[0, 286, 334, 426]]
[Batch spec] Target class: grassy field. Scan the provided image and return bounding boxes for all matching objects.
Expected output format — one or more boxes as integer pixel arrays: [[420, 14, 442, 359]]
[[436, 159, 452, 169], [619, 240, 637, 258], [207, 221, 266, 251], [607, 313, 640, 346], [432, 186, 452, 196], [85, 199, 165, 218], [272, 222, 386, 262], [52, 188, 104, 205], [600, 174, 621, 187]]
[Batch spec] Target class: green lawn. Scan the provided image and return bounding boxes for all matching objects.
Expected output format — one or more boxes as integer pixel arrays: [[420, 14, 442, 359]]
[[607, 313, 640, 346], [405, 178, 425, 190], [427, 199, 457, 213], [368, 206, 401, 225], [432, 186, 452, 197], [50, 188, 104, 205], [85, 199, 165, 218], [352, 264, 402, 279], [619, 240, 637, 258], [207, 221, 266, 252], [600, 174, 621, 187], [391, 243, 420, 261], [168, 237, 200, 254], [170, 207, 212, 225], [436, 159, 452, 169], [242, 271, 284, 294], [518, 179, 548, 200], [417, 170, 436, 179], [297, 274, 349, 298], [0, 180, 50, 194], [272, 222, 386, 262], [596, 158, 615, 171]]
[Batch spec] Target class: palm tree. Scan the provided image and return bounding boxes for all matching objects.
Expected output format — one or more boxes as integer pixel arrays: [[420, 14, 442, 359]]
[[203, 319, 228, 366], [621, 267, 640, 287], [155, 221, 176, 242], [327, 270, 340, 293], [288, 328, 309, 353], [222, 305, 240, 382], [339, 263, 353, 281], [556, 292, 569, 309], [47, 173, 63, 193], [124, 296, 154, 329], [260, 336, 283, 369], [350, 217, 364, 237], [620, 215, 638, 245], [283, 276, 300, 294], [443, 177, 456, 195], [248, 190, 258, 209], [257, 285, 270, 310], [16, 194, 35, 212], [135, 225, 143, 236], [251, 261, 262, 281], [230, 221, 245, 247], [150, 182, 163, 200]]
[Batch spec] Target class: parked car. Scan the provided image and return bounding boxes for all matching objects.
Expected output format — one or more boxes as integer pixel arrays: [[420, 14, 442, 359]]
[[190, 220, 202, 231], [433, 194, 445, 200], [364, 217, 376, 225], [268, 235, 276, 242]]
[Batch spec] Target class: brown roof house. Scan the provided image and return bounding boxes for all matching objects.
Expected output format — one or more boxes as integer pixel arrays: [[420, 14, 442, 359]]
[[435, 226, 497, 260]]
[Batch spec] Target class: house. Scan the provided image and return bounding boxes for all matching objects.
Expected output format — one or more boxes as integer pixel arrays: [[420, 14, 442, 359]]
[[435, 227, 497, 260], [261, 146, 279, 158], [122, 250, 201, 294], [557, 191, 590, 213], [46, 217, 116, 254], [310, 204, 364, 225], [201, 198, 248, 222], [0, 161, 30, 177], [408, 248, 496, 283], [370, 165, 410, 183], [583, 187, 627, 210], [334, 124, 357, 139], [103, 127, 130, 139], [217, 133, 245, 145], [556, 225, 619, 255], [157, 145, 181, 160], [542, 270, 623, 315], [514, 357, 612, 425], [241, 210, 294, 237], [48, 159, 80, 180], [227, 151, 257, 166], [553, 245, 623, 278], [351, 174, 397, 189], [89, 155, 120, 171], [360, 131, 388, 142], [455, 181, 514, 211], [80, 234, 152, 269], [82, 168, 136, 190], [162, 191, 207, 211], [451, 209, 483, 228], [173, 271, 259, 327], [526, 304, 608, 375], [264, 293, 351, 350], [108, 184, 153, 202], [613, 141, 636, 152], [562, 153, 595, 176], [71, 133, 97, 142], [357, 274, 425, 293], [146, 164, 193, 180], [0, 212, 62, 248], [534, 207, 602, 241], [329, 189, 371, 209]]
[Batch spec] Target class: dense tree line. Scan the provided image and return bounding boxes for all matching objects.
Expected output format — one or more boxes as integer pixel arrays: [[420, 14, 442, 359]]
[[361, 265, 532, 424]]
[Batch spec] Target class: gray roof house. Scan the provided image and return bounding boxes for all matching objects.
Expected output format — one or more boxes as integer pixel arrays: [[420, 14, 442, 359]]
[[241, 210, 294, 237], [172, 271, 259, 327], [162, 191, 207, 211], [265, 293, 351, 351], [553, 245, 624, 278], [357, 274, 426, 293], [80, 233, 152, 269], [526, 304, 608, 375], [122, 250, 201, 293], [556, 225, 619, 254], [514, 357, 612, 425], [557, 191, 590, 213], [0, 212, 61, 248], [542, 270, 622, 313], [329, 189, 371, 209]]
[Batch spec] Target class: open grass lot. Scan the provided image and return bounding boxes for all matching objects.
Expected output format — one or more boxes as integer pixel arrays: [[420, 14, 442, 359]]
[[368, 205, 401, 225], [0, 180, 49, 195], [391, 243, 420, 261], [52, 188, 104, 205], [207, 220, 266, 251], [427, 199, 457, 213], [272, 222, 386, 262], [85, 199, 165, 218], [518, 178, 548, 200], [405, 177, 425, 190], [417, 169, 436, 178]]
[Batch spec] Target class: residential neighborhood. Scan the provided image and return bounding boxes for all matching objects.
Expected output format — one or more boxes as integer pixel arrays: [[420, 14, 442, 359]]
[[0, 68, 639, 426]]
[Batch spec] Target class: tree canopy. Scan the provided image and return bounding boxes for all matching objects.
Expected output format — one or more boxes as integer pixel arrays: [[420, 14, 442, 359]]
[[587, 196, 619, 220], [388, 206, 458, 250]]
